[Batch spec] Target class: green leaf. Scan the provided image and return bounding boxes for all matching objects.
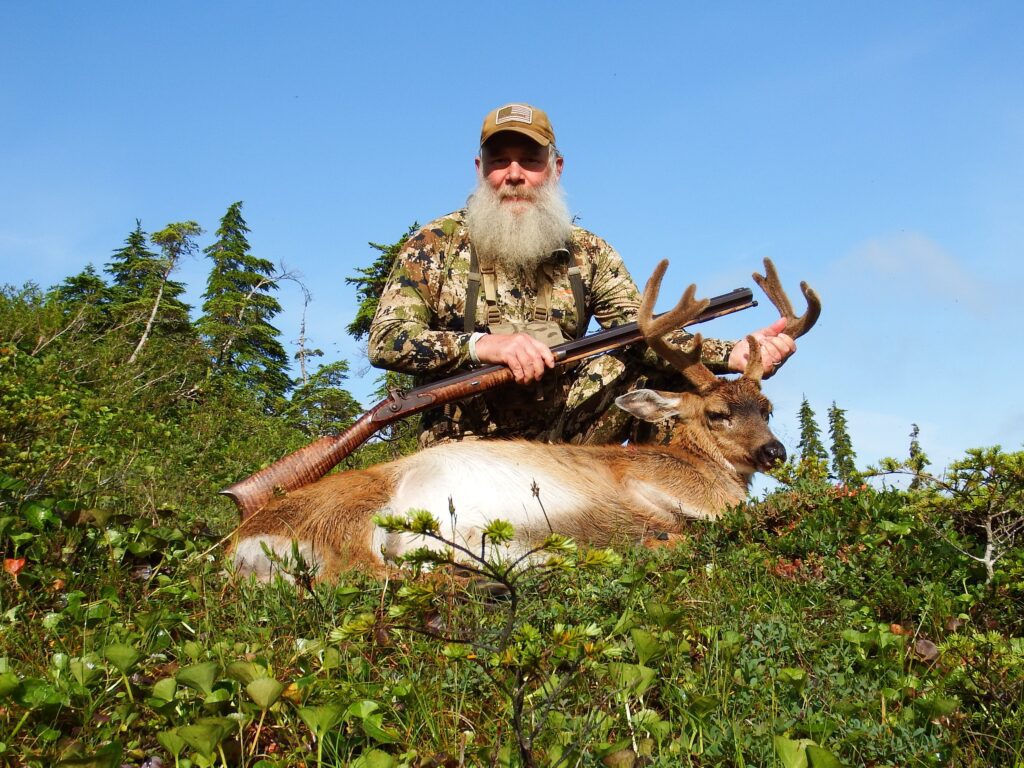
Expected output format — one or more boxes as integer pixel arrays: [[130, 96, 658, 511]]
[[914, 695, 959, 719], [351, 748, 397, 768], [645, 602, 684, 629], [806, 744, 845, 768], [779, 667, 809, 696], [0, 671, 22, 699], [225, 660, 263, 684], [246, 677, 285, 709], [177, 661, 219, 695], [773, 735, 810, 768], [103, 643, 141, 674], [630, 629, 666, 666], [607, 663, 656, 696], [69, 655, 104, 688], [298, 701, 346, 738], [176, 718, 232, 758], [21, 501, 56, 531], [151, 677, 177, 703], [156, 729, 187, 757], [56, 740, 123, 768]]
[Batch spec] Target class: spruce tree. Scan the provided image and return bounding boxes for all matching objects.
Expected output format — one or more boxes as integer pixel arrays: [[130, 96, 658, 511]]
[[52, 265, 113, 331], [827, 401, 857, 482], [908, 423, 930, 490], [196, 202, 290, 402], [127, 221, 199, 363], [107, 221, 194, 362], [792, 395, 829, 481], [796, 396, 827, 463], [286, 359, 362, 437], [345, 223, 419, 341]]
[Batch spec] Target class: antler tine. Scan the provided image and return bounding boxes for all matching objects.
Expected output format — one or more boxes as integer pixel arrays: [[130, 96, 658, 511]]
[[751, 257, 821, 339], [638, 259, 718, 392]]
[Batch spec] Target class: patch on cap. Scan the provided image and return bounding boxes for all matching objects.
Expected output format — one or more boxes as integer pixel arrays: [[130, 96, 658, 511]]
[[495, 104, 534, 126]]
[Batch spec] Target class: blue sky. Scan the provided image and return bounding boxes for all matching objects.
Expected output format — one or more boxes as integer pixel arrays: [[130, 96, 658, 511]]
[[2, 2, 1022, 479]]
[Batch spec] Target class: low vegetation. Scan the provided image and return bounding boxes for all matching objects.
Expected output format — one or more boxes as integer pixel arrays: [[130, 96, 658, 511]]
[[1, 211, 1020, 766]]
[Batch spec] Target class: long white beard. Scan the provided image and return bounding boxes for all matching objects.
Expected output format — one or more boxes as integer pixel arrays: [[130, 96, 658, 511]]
[[465, 176, 574, 274]]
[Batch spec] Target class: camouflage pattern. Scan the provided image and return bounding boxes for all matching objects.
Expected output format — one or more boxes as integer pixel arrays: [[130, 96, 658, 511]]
[[367, 209, 735, 446]]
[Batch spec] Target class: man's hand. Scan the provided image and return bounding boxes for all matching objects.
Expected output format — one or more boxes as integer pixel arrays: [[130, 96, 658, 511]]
[[727, 317, 796, 377], [474, 333, 556, 384]]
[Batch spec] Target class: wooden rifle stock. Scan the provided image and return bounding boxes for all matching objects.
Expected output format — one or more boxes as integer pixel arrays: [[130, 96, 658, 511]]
[[222, 287, 756, 519]]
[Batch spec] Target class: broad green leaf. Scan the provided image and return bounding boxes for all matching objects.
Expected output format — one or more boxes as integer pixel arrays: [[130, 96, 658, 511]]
[[156, 729, 187, 757], [55, 740, 123, 768], [246, 677, 285, 709], [630, 629, 666, 666], [645, 602, 684, 629], [779, 667, 809, 695], [607, 663, 656, 696], [152, 677, 177, 702], [177, 661, 219, 695], [70, 655, 104, 688], [0, 671, 22, 699], [351, 748, 397, 768], [226, 660, 262, 684], [686, 695, 718, 718], [298, 701, 346, 738], [773, 735, 810, 768], [176, 718, 232, 758], [914, 695, 959, 718], [346, 700, 381, 720], [806, 744, 845, 768], [202, 687, 232, 711], [103, 643, 141, 674]]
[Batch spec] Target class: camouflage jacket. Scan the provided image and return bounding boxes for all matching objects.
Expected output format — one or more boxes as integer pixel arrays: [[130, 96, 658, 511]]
[[367, 209, 735, 380]]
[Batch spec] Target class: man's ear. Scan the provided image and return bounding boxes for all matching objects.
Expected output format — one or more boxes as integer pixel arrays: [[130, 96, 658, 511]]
[[554, 154, 564, 180], [475, 155, 482, 173]]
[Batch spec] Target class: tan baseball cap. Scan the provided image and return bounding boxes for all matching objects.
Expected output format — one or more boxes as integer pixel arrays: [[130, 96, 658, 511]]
[[479, 103, 556, 147]]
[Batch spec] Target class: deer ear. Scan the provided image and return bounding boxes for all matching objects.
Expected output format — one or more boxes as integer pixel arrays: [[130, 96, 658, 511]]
[[615, 389, 684, 423]]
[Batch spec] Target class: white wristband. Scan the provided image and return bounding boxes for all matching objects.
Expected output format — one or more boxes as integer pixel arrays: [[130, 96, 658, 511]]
[[467, 332, 486, 363]]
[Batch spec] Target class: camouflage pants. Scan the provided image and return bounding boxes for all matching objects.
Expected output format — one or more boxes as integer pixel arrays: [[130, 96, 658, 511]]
[[418, 350, 683, 448]]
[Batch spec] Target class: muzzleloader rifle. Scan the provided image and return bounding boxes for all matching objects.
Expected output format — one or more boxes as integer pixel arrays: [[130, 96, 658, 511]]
[[222, 286, 757, 519]]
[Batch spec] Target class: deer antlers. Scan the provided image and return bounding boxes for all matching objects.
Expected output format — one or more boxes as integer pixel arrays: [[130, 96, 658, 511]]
[[640, 258, 820, 390], [752, 257, 821, 339], [638, 259, 719, 393]]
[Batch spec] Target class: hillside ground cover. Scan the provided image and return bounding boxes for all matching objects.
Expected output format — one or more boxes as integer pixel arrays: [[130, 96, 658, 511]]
[[0, 461, 1021, 767]]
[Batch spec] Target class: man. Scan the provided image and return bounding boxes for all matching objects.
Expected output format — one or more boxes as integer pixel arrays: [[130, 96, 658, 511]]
[[368, 103, 795, 447]]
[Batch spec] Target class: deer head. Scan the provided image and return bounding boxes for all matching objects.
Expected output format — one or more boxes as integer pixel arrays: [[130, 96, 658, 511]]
[[615, 259, 799, 476]]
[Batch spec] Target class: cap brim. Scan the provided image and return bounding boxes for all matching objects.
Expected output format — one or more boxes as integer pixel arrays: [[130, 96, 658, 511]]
[[482, 125, 551, 147]]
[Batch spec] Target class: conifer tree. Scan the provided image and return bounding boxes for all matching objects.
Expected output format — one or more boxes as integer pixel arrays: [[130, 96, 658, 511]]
[[196, 202, 290, 402], [908, 423, 930, 490], [796, 396, 827, 463], [286, 359, 362, 437], [345, 223, 419, 341], [827, 401, 858, 482], [126, 221, 200, 363], [52, 265, 113, 330]]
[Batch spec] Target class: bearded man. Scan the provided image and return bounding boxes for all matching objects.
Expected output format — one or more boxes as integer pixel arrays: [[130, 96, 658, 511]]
[[368, 103, 795, 447]]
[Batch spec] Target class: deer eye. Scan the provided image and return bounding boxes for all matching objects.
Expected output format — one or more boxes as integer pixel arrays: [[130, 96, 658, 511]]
[[708, 411, 730, 424]]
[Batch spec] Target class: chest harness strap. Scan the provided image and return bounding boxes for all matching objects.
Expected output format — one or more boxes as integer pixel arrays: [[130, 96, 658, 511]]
[[464, 246, 588, 339]]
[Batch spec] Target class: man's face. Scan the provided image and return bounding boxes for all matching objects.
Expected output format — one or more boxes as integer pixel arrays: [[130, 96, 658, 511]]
[[476, 133, 563, 207]]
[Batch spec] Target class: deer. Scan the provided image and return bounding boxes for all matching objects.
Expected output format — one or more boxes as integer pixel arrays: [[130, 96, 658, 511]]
[[230, 258, 820, 582]]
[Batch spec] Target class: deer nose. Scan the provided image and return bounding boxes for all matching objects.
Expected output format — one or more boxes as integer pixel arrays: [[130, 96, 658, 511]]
[[756, 440, 787, 469]]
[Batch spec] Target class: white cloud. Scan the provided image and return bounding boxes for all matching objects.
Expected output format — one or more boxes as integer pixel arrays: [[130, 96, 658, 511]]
[[838, 232, 990, 315]]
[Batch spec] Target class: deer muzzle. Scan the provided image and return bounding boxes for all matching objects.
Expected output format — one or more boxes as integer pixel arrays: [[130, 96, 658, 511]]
[[755, 440, 787, 471]]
